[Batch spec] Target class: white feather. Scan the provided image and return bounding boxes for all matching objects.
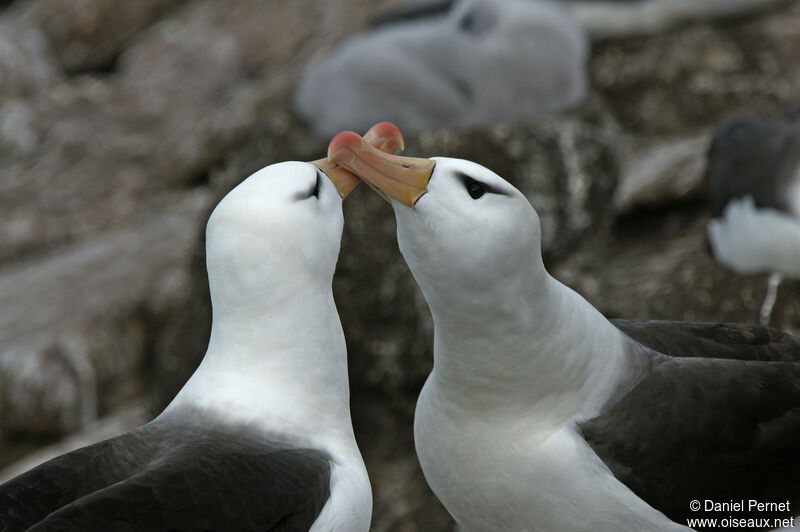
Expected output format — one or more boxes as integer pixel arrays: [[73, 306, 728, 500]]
[[707, 195, 800, 277]]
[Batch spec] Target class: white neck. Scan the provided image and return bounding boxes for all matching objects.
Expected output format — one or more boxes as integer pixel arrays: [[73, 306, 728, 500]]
[[427, 267, 634, 426], [162, 279, 357, 451], [414, 265, 684, 532]]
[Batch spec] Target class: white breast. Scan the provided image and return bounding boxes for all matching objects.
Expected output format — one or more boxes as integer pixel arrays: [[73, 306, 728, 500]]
[[414, 379, 688, 532], [708, 196, 800, 277]]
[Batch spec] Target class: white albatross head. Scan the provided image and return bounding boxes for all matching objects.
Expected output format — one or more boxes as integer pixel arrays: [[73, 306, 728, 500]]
[[163, 160, 351, 435], [166, 123, 404, 435], [327, 129, 622, 428], [206, 122, 404, 318], [327, 131, 546, 319], [206, 161, 345, 307]]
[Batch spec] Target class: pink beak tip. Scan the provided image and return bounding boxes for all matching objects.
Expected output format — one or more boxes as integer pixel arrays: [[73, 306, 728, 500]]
[[328, 131, 365, 163], [371, 121, 401, 139]]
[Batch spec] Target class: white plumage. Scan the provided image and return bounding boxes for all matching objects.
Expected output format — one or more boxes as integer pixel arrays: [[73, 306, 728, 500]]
[[164, 161, 372, 532], [708, 196, 800, 277]]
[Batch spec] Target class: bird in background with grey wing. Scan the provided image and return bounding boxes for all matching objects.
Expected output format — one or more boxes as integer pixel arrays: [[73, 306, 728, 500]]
[[706, 113, 800, 325]]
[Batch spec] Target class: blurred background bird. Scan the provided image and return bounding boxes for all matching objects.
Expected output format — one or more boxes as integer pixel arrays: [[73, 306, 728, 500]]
[[706, 114, 800, 325], [1, 0, 799, 530]]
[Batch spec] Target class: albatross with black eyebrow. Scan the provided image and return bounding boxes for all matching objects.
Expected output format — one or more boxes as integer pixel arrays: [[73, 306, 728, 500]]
[[329, 130, 800, 532]]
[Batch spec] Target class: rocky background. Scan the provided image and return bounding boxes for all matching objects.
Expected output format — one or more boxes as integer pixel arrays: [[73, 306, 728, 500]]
[[1, 1, 799, 530]]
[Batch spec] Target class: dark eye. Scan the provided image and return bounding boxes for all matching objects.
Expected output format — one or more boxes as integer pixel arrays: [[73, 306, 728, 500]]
[[459, 6, 495, 35], [465, 178, 486, 199]]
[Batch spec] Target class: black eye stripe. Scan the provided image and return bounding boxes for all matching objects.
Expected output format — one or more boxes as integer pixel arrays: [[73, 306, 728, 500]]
[[455, 171, 505, 198]]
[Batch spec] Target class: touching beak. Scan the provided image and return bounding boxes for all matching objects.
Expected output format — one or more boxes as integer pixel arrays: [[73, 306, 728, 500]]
[[310, 159, 361, 199], [327, 131, 435, 207], [311, 122, 405, 199]]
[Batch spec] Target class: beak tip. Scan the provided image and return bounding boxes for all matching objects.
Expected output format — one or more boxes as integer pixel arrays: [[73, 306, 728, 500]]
[[328, 131, 364, 162], [371, 122, 404, 153], [373, 121, 401, 138]]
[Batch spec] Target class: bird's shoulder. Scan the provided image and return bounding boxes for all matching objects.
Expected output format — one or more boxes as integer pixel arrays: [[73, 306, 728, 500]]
[[579, 356, 800, 524], [611, 319, 800, 362]]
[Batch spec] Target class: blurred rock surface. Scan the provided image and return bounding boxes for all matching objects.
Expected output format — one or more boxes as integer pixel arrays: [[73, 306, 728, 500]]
[[0, 190, 211, 442], [14, 0, 187, 73], [564, 0, 790, 38], [591, 1, 800, 134], [0, 402, 148, 483], [612, 132, 710, 213], [0, 15, 61, 103], [1, 1, 800, 531]]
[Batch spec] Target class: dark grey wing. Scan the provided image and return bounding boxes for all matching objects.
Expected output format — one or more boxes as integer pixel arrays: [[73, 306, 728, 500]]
[[706, 117, 800, 216], [0, 429, 158, 531], [1, 420, 332, 532], [27, 446, 331, 532], [612, 319, 800, 362], [13, 425, 331, 532], [580, 357, 800, 526]]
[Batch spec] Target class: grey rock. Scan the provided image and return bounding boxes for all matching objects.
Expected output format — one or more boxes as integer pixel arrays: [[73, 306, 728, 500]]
[[0, 336, 96, 439], [0, 15, 61, 103], [552, 211, 800, 332], [114, 0, 400, 187], [114, 0, 276, 187], [564, 0, 790, 39], [0, 190, 212, 440], [613, 132, 711, 213], [0, 81, 169, 262], [590, 1, 800, 134], [0, 402, 148, 483], [15, 0, 187, 73]]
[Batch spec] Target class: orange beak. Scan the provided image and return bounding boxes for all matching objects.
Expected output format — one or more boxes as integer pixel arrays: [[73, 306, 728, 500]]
[[327, 131, 435, 207], [311, 122, 405, 199]]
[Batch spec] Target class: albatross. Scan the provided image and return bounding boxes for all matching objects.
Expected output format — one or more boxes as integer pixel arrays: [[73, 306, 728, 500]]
[[706, 116, 800, 325], [0, 122, 404, 532], [329, 130, 800, 531], [294, 0, 587, 135]]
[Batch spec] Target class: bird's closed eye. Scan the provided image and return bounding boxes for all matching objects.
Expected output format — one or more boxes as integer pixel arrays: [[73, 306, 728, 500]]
[[310, 174, 320, 198], [296, 172, 321, 201]]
